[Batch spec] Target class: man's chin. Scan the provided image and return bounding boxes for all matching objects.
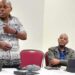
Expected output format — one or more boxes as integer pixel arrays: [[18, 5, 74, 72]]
[[59, 45, 65, 48], [0, 16, 7, 19]]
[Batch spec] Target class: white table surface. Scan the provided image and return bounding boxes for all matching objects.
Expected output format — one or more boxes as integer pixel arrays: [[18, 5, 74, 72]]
[[0, 66, 75, 75]]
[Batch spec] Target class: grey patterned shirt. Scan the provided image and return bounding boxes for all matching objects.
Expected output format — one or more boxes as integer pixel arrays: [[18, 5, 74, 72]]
[[0, 16, 25, 61]]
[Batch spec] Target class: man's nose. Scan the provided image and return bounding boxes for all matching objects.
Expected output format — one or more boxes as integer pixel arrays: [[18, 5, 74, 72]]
[[61, 38, 64, 41]]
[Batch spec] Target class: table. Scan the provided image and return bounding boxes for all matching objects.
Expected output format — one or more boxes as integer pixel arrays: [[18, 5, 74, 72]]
[[0, 66, 75, 75]]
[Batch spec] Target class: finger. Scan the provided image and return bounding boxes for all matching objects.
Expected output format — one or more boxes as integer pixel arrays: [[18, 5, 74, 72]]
[[3, 23, 8, 25], [4, 46, 11, 50]]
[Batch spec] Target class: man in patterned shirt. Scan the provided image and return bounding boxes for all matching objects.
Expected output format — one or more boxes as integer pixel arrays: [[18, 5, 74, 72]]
[[0, 0, 27, 68]]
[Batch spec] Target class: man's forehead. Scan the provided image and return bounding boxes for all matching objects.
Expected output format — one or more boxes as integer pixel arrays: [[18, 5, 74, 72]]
[[0, 0, 5, 2], [0, 0, 10, 4], [0, 0, 11, 7], [59, 33, 68, 38], [0, 0, 3, 2], [0, 0, 6, 4]]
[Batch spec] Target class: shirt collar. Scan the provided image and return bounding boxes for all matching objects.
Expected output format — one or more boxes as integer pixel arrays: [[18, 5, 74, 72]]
[[55, 46, 69, 54]]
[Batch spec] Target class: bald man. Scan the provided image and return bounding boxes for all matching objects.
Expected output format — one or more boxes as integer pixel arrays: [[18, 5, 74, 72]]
[[48, 33, 75, 67]]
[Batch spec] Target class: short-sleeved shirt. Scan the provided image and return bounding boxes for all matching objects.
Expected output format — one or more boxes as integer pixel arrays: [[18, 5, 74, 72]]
[[0, 16, 25, 60]]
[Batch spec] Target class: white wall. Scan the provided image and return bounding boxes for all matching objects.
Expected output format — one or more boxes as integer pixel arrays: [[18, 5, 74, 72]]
[[10, 0, 44, 51], [43, 0, 75, 52], [10, 0, 75, 52]]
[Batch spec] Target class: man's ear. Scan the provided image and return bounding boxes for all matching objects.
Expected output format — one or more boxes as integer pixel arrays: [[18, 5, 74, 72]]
[[9, 7, 12, 12], [58, 38, 59, 42], [10, 7, 12, 11], [66, 40, 68, 44]]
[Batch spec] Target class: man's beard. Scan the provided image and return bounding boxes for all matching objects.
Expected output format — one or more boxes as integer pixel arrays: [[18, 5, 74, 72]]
[[59, 45, 65, 48]]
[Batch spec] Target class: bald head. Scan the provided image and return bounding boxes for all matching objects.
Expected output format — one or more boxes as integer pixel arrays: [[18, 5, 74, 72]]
[[59, 33, 68, 40], [58, 33, 69, 47], [0, 0, 12, 8]]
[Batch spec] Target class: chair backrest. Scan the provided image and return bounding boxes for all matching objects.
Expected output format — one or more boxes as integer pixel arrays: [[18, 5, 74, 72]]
[[20, 49, 44, 68], [45, 52, 49, 66]]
